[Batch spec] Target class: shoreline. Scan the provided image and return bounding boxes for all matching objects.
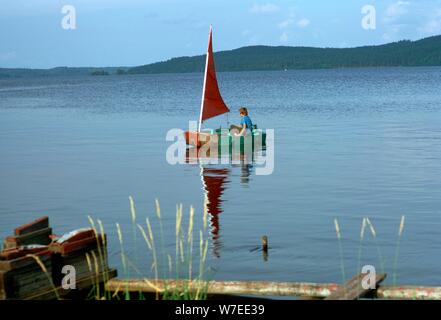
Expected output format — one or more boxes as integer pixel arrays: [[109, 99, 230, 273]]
[[2, 65, 441, 79]]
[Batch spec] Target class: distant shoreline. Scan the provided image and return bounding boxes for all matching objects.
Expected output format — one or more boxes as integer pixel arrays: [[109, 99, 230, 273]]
[[1, 34, 440, 78], [1, 65, 441, 79]]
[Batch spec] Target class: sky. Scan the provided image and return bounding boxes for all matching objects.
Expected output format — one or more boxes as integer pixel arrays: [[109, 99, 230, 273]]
[[1, 0, 441, 68]]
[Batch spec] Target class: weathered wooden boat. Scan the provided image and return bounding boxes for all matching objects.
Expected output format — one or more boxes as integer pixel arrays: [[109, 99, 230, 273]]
[[184, 26, 266, 150], [0, 216, 116, 300]]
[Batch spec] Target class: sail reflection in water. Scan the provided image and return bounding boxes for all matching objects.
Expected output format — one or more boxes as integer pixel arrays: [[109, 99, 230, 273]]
[[186, 149, 260, 257], [200, 166, 229, 258]]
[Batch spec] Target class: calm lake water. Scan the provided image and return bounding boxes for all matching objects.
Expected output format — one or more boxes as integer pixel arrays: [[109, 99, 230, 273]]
[[1, 67, 441, 287]]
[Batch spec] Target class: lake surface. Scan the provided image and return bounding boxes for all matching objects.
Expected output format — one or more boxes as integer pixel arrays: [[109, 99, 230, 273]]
[[1, 67, 441, 287]]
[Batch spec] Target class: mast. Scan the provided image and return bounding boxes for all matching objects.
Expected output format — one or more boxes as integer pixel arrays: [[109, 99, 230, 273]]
[[197, 25, 230, 132], [198, 25, 212, 132]]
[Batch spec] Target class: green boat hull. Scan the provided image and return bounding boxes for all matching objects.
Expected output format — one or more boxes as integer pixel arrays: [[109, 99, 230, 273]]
[[211, 128, 267, 153]]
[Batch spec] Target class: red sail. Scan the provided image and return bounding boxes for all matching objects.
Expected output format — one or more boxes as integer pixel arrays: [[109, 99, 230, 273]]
[[199, 27, 230, 125]]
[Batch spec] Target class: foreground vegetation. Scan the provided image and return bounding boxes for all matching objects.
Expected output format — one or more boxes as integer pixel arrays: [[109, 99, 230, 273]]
[[27, 197, 411, 300], [86, 198, 211, 300]]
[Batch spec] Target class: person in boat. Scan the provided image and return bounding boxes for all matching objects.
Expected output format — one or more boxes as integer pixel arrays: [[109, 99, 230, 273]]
[[230, 107, 253, 136]]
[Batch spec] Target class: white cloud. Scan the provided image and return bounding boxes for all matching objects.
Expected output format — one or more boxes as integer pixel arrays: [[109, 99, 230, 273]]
[[278, 18, 294, 29], [419, 19, 441, 35], [382, 32, 393, 42], [382, 1, 411, 42], [0, 51, 16, 61], [279, 31, 289, 43], [242, 29, 251, 36], [248, 35, 260, 45], [338, 42, 348, 48], [385, 1, 410, 20], [278, 16, 310, 31], [287, 7, 296, 18], [382, 25, 401, 42], [417, 8, 441, 36], [297, 18, 310, 28], [380, 1, 441, 42], [250, 3, 279, 14]]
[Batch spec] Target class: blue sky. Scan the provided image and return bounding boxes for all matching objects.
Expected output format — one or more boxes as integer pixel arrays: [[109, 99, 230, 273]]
[[1, 0, 441, 68]]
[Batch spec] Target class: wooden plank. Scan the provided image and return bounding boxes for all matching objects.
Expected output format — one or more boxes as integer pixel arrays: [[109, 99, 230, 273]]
[[325, 273, 387, 300], [106, 279, 340, 298], [14, 216, 49, 236], [6, 272, 441, 300], [0, 252, 52, 271], [8, 270, 53, 298], [0, 264, 54, 299], [50, 234, 105, 255], [0, 271, 9, 299], [61, 268, 117, 293], [23, 268, 117, 300], [0, 246, 49, 261], [4, 227, 52, 249], [81, 277, 441, 300], [376, 285, 441, 300], [107, 277, 441, 300], [51, 247, 109, 286], [54, 228, 96, 244], [0, 250, 53, 299]]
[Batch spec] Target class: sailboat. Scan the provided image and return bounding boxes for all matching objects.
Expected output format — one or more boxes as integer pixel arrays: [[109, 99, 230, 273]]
[[184, 26, 266, 150]]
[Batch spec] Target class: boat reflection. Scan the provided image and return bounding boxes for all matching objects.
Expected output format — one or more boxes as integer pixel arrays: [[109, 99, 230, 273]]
[[185, 148, 257, 258], [238, 162, 252, 186]]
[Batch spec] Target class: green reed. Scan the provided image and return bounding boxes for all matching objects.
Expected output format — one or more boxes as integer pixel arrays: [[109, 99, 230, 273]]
[[105, 197, 211, 300], [392, 215, 406, 286]]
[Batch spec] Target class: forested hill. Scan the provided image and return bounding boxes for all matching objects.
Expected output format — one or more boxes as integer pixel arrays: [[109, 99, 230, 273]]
[[129, 35, 441, 74], [1, 35, 440, 78], [0, 67, 129, 78]]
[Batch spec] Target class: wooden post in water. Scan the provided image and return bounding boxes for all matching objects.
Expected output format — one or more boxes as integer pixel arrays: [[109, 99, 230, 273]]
[[262, 236, 268, 261]]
